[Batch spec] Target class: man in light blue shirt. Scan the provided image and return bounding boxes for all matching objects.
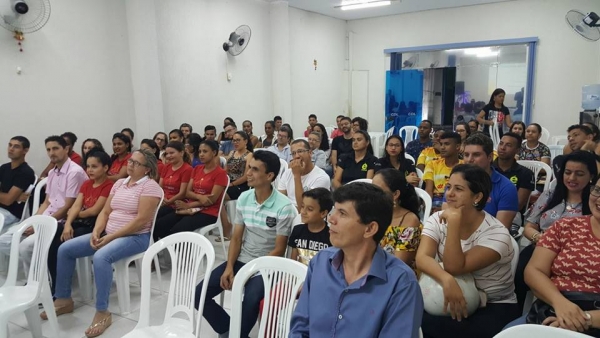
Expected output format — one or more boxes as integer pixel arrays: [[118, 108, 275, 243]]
[[290, 182, 423, 338], [267, 126, 292, 162]]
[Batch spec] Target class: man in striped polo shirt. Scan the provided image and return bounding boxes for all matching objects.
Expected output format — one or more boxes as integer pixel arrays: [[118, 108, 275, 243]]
[[195, 150, 296, 338]]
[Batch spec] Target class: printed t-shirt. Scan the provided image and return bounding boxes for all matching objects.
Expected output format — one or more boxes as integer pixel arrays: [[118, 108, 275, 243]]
[[79, 179, 114, 210], [160, 162, 193, 201], [288, 223, 331, 266], [191, 165, 229, 217]]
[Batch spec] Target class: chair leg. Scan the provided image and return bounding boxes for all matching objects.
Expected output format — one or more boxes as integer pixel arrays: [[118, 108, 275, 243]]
[[24, 306, 43, 338], [114, 260, 131, 315], [40, 279, 59, 338], [217, 222, 227, 259], [152, 256, 164, 295], [0, 317, 7, 338], [76, 257, 93, 301]]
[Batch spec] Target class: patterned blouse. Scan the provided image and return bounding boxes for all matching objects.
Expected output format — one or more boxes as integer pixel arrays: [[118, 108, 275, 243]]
[[226, 151, 250, 181], [380, 213, 422, 273], [526, 189, 584, 231], [519, 142, 551, 162]]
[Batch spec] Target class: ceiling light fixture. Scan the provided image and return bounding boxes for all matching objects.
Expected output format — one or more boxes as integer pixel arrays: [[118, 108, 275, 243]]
[[339, 1, 391, 11]]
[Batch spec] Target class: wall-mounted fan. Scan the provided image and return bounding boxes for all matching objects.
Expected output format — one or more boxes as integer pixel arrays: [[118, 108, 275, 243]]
[[222, 25, 251, 56], [566, 10, 600, 41], [0, 0, 51, 34]]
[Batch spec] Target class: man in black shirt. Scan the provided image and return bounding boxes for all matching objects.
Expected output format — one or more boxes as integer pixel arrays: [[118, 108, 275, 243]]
[[330, 116, 353, 173], [0, 136, 36, 229]]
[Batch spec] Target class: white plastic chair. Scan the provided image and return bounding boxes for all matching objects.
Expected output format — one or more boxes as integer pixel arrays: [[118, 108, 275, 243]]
[[551, 135, 568, 145], [399, 126, 418, 144], [540, 126, 550, 145], [122, 232, 215, 338], [274, 159, 288, 189], [0, 216, 58, 338], [517, 160, 553, 192], [385, 126, 395, 139], [325, 127, 334, 136], [19, 174, 38, 222], [31, 178, 47, 216], [493, 324, 591, 337], [348, 178, 373, 184], [196, 176, 230, 259], [416, 168, 424, 187], [219, 156, 227, 169], [415, 188, 432, 221], [490, 122, 501, 150], [405, 153, 416, 165], [510, 236, 519, 278], [229, 256, 308, 338], [548, 145, 564, 159]]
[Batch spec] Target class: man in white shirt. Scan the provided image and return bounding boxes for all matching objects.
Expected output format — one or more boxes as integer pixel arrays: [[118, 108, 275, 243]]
[[278, 140, 330, 211]]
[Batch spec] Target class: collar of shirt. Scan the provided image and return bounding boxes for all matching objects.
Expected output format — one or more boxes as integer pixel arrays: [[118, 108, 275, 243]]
[[492, 159, 520, 173], [490, 167, 502, 183], [53, 158, 73, 175], [122, 176, 149, 186], [250, 187, 278, 209], [329, 246, 388, 287]]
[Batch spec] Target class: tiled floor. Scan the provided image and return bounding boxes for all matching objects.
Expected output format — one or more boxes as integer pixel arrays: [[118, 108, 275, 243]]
[[4, 237, 259, 338]]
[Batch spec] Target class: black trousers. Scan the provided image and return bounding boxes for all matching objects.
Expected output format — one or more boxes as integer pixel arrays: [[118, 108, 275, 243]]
[[48, 223, 93, 295], [422, 303, 520, 338], [153, 208, 217, 242], [515, 244, 536, 311]]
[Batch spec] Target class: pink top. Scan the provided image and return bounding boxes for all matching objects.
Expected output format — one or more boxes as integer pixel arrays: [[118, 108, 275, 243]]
[[330, 129, 344, 138], [45, 158, 88, 218], [105, 177, 163, 235]]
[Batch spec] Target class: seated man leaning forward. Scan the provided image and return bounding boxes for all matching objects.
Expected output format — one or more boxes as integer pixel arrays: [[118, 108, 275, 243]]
[[289, 182, 424, 338]]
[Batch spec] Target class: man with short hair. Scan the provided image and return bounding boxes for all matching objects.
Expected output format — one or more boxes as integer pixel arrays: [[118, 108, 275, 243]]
[[289, 182, 423, 337], [493, 132, 535, 233], [278, 140, 330, 211], [416, 129, 443, 172], [330, 117, 353, 173], [194, 150, 296, 338], [40, 132, 82, 178], [406, 120, 433, 160], [304, 114, 318, 137], [330, 115, 345, 138], [274, 115, 283, 132], [267, 126, 292, 162], [180, 123, 193, 139], [424, 132, 462, 212], [219, 122, 237, 156], [0, 136, 87, 269], [204, 125, 217, 141], [462, 133, 518, 229], [0, 136, 36, 229]]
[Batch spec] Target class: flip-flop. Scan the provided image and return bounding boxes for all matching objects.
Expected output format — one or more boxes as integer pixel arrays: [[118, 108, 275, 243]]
[[85, 313, 112, 338], [40, 300, 74, 320], [215, 236, 231, 242]]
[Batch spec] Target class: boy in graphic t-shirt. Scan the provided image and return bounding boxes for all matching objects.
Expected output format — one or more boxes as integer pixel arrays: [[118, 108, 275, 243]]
[[288, 188, 333, 266]]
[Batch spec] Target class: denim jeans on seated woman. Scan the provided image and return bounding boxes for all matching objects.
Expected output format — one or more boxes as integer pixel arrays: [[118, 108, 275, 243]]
[[503, 314, 527, 330], [54, 232, 150, 311]]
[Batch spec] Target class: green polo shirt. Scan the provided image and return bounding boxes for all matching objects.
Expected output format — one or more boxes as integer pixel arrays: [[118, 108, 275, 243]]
[[235, 187, 297, 263]]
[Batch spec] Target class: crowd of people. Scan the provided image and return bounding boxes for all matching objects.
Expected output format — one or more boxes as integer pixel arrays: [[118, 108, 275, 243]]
[[0, 94, 599, 337]]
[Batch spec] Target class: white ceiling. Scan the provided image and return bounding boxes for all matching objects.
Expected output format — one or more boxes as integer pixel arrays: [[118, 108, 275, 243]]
[[286, 0, 517, 21]]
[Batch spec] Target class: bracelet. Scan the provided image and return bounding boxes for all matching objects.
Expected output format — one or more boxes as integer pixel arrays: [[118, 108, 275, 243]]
[[586, 312, 593, 326], [531, 232, 541, 242]]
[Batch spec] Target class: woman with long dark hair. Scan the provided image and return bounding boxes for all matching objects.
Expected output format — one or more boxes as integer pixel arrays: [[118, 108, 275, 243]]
[[186, 133, 204, 168], [476, 88, 512, 137], [332, 130, 378, 188], [379, 135, 419, 186], [107, 133, 132, 182], [81, 139, 104, 171], [312, 123, 330, 152], [509, 121, 526, 140]]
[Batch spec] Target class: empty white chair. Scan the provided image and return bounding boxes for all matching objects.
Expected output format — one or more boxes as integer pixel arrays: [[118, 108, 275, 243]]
[[540, 126, 550, 145], [122, 232, 215, 338], [348, 178, 373, 184], [405, 153, 416, 164], [517, 160, 553, 192], [415, 188, 432, 221], [494, 324, 591, 337], [325, 126, 335, 137], [399, 126, 418, 144], [196, 176, 230, 258], [550, 135, 568, 145], [0, 216, 58, 338], [547, 145, 564, 160], [229, 256, 308, 338], [385, 126, 395, 139]]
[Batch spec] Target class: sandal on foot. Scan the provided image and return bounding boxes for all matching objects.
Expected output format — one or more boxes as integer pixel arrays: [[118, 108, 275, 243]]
[[215, 236, 231, 242], [85, 313, 112, 338], [40, 300, 74, 320]]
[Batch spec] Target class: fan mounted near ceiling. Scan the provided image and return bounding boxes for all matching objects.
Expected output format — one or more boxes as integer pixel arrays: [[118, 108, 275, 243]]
[[222, 25, 251, 56], [0, 0, 51, 51], [566, 10, 600, 41]]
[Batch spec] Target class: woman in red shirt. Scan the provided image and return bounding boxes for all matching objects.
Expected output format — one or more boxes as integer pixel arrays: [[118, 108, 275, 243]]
[[46, 149, 114, 295], [153, 140, 228, 240], [108, 133, 132, 182]]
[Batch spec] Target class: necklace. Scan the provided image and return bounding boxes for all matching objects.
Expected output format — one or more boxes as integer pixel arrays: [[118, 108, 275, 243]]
[[565, 201, 582, 211]]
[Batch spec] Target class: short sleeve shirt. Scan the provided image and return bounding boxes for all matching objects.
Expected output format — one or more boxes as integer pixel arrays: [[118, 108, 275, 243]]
[[331, 136, 353, 158], [338, 153, 380, 184], [417, 147, 440, 167], [481, 104, 510, 135], [0, 162, 35, 218], [483, 169, 519, 217], [234, 189, 296, 263], [423, 211, 516, 303], [288, 224, 332, 266], [160, 163, 193, 201], [267, 145, 292, 163], [406, 139, 433, 161], [191, 165, 229, 217], [492, 160, 535, 213], [69, 152, 82, 166], [277, 165, 331, 206], [108, 153, 132, 176], [377, 157, 416, 177], [220, 140, 234, 156], [518, 142, 551, 161], [526, 189, 583, 231], [106, 177, 163, 234], [45, 159, 88, 217], [538, 215, 600, 293], [79, 179, 113, 210], [423, 159, 462, 196]]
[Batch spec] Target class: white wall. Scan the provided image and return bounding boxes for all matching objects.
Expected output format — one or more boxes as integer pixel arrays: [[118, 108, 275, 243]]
[[0, 0, 135, 172], [348, 0, 600, 136]]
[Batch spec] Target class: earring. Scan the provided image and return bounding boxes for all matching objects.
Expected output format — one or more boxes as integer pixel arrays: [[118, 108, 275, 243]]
[[473, 201, 479, 207]]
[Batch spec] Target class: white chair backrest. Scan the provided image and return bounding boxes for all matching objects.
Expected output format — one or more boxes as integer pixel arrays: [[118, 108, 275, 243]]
[[31, 178, 47, 216], [540, 126, 550, 145], [6, 216, 57, 291], [19, 174, 38, 221], [547, 145, 564, 160], [490, 122, 501, 150], [494, 324, 591, 337], [405, 153, 416, 164], [517, 160, 553, 192], [229, 257, 308, 338], [325, 127, 334, 137], [416, 168, 424, 187], [510, 236, 519, 278], [348, 178, 373, 184], [551, 135, 568, 145], [415, 188, 432, 222], [146, 190, 165, 246], [399, 126, 419, 143], [274, 159, 288, 188], [0, 213, 4, 234], [219, 156, 227, 169], [134, 232, 215, 337], [386, 126, 395, 139]]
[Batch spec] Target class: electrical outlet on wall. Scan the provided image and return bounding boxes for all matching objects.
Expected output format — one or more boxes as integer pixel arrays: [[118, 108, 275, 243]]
[[227, 73, 232, 81]]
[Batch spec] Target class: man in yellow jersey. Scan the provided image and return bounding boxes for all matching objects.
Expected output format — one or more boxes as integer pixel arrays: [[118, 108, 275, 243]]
[[416, 129, 444, 172], [423, 132, 462, 213]]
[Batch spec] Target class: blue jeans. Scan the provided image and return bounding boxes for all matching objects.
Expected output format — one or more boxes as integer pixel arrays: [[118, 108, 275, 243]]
[[195, 261, 264, 337], [0, 207, 19, 230], [54, 232, 150, 311], [503, 315, 527, 330]]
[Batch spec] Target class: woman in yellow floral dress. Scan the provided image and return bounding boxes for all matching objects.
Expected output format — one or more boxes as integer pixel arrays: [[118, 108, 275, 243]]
[[373, 168, 422, 273]]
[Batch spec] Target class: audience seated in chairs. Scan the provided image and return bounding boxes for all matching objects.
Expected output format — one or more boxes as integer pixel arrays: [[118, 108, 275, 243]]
[[278, 139, 330, 211], [330, 117, 354, 173], [290, 182, 423, 337], [424, 132, 462, 213], [378, 135, 420, 187], [517, 123, 551, 166], [417, 164, 519, 338], [153, 140, 227, 241], [329, 115, 345, 139], [515, 151, 597, 311], [168, 128, 184, 144], [203, 125, 217, 142], [332, 130, 380, 189], [351, 116, 368, 132], [267, 126, 292, 162], [185, 133, 204, 168], [0, 136, 36, 229], [406, 120, 433, 161], [416, 129, 443, 172], [194, 150, 296, 338], [219, 122, 237, 157], [46, 149, 113, 295], [374, 168, 422, 272], [152, 132, 167, 159], [509, 121, 526, 140], [455, 122, 471, 160], [140, 139, 164, 180], [107, 133, 132, 182], [81, 138, 105, 169], [307, 131, 331, 174], [45, 149, 162, 338], [242, 120, 261, 149], [503, 174, 600, 336], [40, 132, 83, 177], [179, 123, 192, 140], [468, 120, 479, 134], [259, 120, 276, 148], [303, 114, 318, 137], [217, 117, 235, 143], [0, 136, 87, 272], [219, 132, 253, 241]]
